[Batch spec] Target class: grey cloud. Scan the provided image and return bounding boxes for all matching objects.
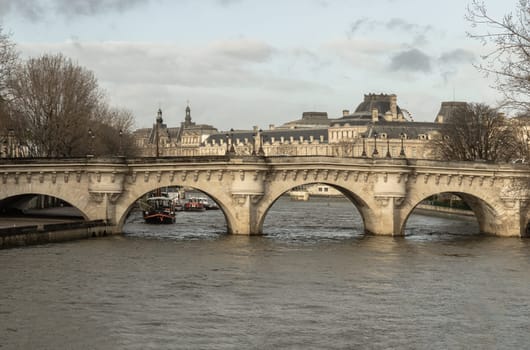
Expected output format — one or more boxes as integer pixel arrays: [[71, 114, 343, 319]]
[[18, 39, 323, 93], [347, 17, 432, 45], [441, 70, 457, 84], [288, 47, 331, 73], [0, 0, 149, 20], [437, 49, 475, 85], [53, 0, 147, 16], [385, 18, 415, 31], [216, 0, 242, 6], [389, 48, 432, 73], [412, 34, 429, 46], [31, 40, 328, 127], [314, 0, 330, 7], [349, 17, 432, 35], [349, 18, 370, 34], [0, 0, 45, 20], [210, 39, 275, 63], [2, 0, 246, 20], [439, 49, 475, 64], [385, 18, 432, 33], [347, 18, 378, 39], [387, 18, 433, 47]]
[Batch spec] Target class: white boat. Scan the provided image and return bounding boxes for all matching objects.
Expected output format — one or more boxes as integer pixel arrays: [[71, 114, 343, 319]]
[[289, 190, 310, 201], [185, 197, 219, 210]]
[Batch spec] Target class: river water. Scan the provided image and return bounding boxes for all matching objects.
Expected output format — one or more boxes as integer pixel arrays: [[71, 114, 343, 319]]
[[1, 196, 529, 349]]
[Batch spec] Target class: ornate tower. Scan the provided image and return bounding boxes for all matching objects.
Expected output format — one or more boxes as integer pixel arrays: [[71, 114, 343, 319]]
[[184, 104, 192, 127]]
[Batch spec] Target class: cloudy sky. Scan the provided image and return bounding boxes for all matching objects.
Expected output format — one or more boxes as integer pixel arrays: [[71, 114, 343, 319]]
[[0, 0, 511, 129]]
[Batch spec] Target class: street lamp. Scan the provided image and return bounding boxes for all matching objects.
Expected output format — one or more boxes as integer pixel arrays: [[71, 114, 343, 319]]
[[372, 131, 379, 157], [118, 129, 123, 156], [87, 128, 95, 157], [225, 133, 230, 155], [399, 132, 406, 157]]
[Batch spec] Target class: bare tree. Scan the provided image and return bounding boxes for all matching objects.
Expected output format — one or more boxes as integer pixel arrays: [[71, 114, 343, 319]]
[[7, 53, 102, 157], [431, 103, 525, 162], [467, 0, 530, 111], [511, 114, 530, 159], [91, 105, 139, 157], [0, 27, 18, 131], [0, 26, 17, 93]]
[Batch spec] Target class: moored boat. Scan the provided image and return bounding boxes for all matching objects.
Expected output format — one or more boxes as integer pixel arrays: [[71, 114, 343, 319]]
[[289, 190, 310, 201], [196, 197, 219, 210], [143, 197, 176, 224], [183, 198, 206, 212]]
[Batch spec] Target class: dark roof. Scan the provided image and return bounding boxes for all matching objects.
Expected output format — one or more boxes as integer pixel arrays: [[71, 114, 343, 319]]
[[349, 93, 402, 118], [436, 101, 468, 121], [330, 118, 374, 126], [205, 128, 329, 144], [281, 111, 331, 127], [367, 120, 440, 139]]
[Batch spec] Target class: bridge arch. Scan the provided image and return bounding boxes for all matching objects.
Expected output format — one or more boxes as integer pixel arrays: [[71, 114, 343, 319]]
[[115, 179, 233, 233], [0, 193, 87, 219], [255, 180, 374, 235], [399, 190, 499, 236], [0, 188, 91, 220]]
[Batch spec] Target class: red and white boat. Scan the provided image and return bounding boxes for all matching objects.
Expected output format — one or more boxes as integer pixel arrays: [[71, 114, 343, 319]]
[[183, 198, 206, 212]]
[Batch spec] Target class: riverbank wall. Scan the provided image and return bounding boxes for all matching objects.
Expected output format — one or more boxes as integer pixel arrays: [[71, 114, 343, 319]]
[[0, 220, 113, 249]]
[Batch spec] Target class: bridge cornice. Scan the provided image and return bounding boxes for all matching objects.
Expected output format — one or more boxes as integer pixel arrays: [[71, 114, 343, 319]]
[[2, 156, 526, 189]]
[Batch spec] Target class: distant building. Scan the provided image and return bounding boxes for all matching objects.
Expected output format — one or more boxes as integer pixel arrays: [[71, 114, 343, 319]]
[[277, 111, 331, 129], [327, 93, 444, 158], [133, 93, 472, 160], [0, 129, 28, 158], [133, 104, 217, 156]]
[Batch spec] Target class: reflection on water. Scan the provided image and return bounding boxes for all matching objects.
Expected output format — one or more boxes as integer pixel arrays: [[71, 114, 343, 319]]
[[1, 196, 529, 349]]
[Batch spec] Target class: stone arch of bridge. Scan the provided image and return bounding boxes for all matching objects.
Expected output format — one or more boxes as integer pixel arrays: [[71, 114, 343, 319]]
[[398, 190, 498, 235], [0, 189, 90, 220], [255, 180, 373, 234], [115, 180, 232, 232]]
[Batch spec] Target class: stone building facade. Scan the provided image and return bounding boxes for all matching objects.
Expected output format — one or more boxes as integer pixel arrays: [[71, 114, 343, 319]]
[[133, 105, 218, 156], [146, 93, 446, 159], [133, 93, 520, 161], [0, 129, 28, 158]]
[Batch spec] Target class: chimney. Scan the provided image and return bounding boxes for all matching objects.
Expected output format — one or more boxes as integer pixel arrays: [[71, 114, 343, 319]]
[[436, 115, 444, 123], [342, 109, 350, 117], [372, 108, 379, 123], [390, 94, 397, 119], [269, 124, 275, 130]]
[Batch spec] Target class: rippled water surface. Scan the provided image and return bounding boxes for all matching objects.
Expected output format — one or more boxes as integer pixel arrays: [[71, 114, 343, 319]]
[[1, 197, 529, 349]]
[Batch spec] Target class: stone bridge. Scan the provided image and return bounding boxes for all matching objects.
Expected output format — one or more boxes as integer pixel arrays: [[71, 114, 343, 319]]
[[1, 156, 529, 237]]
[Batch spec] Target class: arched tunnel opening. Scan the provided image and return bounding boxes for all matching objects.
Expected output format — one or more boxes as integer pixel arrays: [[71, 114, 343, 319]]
[[122, 185, 227, 240], [262, 183, 364, 241], [403, 192, 481, 239]]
